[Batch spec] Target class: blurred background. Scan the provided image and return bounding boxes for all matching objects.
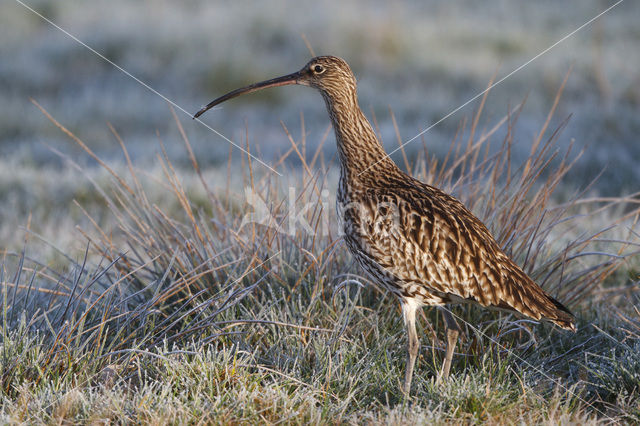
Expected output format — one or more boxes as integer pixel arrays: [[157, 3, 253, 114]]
[[3, 0, 640, 183], [1, 0, 639, 253]]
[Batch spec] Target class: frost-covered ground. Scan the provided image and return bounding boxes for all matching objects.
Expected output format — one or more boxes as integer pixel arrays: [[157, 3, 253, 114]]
[[1, 2, 640, 422]]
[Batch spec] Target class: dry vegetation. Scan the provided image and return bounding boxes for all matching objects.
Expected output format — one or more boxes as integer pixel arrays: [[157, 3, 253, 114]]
[[2, 80, 639, 423]]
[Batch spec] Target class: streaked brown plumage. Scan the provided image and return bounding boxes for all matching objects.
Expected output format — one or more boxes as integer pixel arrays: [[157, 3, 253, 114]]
[[194, 56, 576, 394]]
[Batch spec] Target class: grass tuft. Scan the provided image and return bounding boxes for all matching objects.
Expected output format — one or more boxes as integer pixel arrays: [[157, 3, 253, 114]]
[[2, 83, 639, 422]]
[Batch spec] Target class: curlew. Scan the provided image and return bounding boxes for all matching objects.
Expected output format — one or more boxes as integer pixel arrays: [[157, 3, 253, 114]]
[[194, 56, 576, 394]]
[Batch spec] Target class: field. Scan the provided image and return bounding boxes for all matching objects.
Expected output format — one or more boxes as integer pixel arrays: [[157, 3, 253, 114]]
[[2, 0, 640, 423]]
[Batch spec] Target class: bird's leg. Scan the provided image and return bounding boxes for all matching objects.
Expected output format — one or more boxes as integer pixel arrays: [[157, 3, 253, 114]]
[[401, 300, 420, 395], [437, 308, 461, 383]]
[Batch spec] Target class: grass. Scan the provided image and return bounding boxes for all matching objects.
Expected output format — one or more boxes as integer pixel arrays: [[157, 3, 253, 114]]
[[1, 81, 640, 423]]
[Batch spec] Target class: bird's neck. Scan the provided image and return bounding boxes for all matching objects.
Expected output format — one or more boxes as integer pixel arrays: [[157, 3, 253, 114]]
[[322, 91, 396, 179]]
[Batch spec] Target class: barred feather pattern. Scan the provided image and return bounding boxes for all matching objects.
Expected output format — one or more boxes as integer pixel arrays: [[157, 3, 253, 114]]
[[306, 56, 577, 332]]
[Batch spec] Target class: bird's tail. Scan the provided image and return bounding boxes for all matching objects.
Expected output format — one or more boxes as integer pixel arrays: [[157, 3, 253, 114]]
[[545, 295, 577, 332], [499, 259, 577, 332]]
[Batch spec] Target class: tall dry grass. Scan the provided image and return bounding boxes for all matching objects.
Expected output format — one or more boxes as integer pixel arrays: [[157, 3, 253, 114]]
[[1, 80, 639, 421]]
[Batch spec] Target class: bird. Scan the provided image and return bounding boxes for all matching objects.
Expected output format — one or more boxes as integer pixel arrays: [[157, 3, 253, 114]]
[[194, 56, 576, 395]]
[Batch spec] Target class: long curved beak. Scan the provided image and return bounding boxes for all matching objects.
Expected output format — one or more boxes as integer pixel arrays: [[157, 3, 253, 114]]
[[193, 71, 303, 119]]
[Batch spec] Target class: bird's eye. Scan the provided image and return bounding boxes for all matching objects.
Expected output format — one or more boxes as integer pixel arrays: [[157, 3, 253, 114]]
[[312, 64, 325, 74]]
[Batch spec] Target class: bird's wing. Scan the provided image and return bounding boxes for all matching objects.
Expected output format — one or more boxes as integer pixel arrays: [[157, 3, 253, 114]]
[[351, 182, 574, 329]]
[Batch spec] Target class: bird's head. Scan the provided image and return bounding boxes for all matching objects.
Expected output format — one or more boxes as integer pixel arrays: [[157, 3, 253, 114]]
[[298, 56, 357, 93], [194, 56, 357, 119]]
